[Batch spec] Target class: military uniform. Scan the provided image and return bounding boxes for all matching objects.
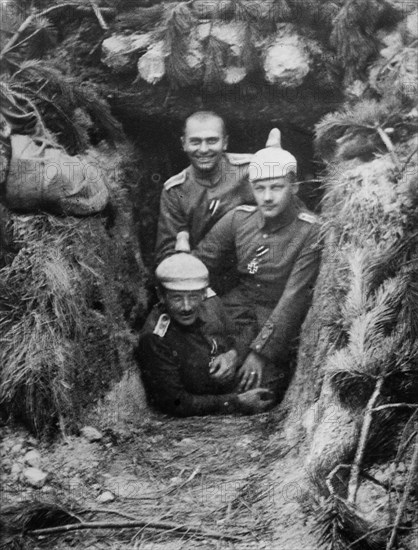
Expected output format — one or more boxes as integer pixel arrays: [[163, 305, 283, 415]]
[[136, 297, 245, 417], [194, 198, 322, 366], [155, 153, 255, 263]]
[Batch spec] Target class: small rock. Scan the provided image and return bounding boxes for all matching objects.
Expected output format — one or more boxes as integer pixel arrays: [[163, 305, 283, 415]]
[[178, 438, 194, 446], [24, 450, 41, 468], [11, 443, 23, 454], [23, 467, 48, 488], [11, 463, 22, 478], [96, 491, 115, 503], [80, 426, 103, 442]]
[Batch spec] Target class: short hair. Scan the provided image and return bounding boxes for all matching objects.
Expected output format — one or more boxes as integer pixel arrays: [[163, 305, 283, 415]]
[[182, 111, 227, 137]]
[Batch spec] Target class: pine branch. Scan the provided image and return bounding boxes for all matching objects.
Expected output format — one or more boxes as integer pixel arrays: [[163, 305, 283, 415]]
[[376, 126, 401, 171], [115, 5, 164, 32], [162, 3, 197, 88], [347, 376, 384, 504], [88, 0, 109, 31], [202, 34, 229, 88], [28, 519, 244, 542], [0, 3, 111, 62], [315, 99, 400, 159], [371, 403, 418, 412], [386, 436, 418, 549]]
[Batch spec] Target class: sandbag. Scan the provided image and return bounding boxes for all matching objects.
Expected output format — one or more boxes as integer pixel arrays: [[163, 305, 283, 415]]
[[4, 134, 110, 216]]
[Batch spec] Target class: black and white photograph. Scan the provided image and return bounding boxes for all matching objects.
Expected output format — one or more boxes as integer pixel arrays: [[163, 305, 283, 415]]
[[0, 0, 417, 548]]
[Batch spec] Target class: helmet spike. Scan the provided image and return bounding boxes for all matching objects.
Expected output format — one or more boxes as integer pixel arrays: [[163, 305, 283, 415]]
[[265, 128, 282, 148]]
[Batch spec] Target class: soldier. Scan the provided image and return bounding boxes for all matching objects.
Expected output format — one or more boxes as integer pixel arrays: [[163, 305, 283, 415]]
[[155, 111, 255, 265], [194, 129, 322, 398], [135, 253, 274, 417]]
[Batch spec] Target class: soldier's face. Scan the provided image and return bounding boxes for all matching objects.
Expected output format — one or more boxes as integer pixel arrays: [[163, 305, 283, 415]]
[[252, 176, 298, 219], [163, 289, 206, 326], [182, 118, 228, 173]]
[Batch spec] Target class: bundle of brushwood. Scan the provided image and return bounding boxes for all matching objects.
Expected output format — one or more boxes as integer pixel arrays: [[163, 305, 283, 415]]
[[278, 11, 418, 549], [0, 143, 148, 436]]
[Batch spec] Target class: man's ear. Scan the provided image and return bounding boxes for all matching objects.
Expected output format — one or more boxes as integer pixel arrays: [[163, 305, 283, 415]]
[[288, 172, 299, 195], [223, 134, 229, 151], [181, 136, 186, 151], [156, 286, 165, 303]]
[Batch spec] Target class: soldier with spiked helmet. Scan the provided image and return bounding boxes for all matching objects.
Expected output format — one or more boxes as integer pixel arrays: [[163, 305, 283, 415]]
[[136, 251, 274, 416], [193, 128, 322, 399]]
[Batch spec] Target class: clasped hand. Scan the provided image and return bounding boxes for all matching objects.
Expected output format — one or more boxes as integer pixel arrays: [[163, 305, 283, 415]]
[[209, 349, 238, 383], [237, 351, 266, 392]]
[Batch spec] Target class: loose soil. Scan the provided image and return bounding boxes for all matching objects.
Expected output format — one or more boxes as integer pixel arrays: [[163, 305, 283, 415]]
[[1, 407, 319, 550]]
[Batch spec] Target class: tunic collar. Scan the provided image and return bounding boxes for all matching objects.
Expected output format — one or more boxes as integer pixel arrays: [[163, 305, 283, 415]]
[[256, 199, 298, 232], [190, 155, 227, 189]]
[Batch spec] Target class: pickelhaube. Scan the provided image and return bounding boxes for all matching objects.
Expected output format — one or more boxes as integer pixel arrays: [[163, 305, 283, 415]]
[[156, 252, 209, 291], [249, 128, 297, 181]]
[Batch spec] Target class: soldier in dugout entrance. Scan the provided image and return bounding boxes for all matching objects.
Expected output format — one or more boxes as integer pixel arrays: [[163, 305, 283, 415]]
[[191, 129, 323, 398], [135, 252, 274, 417], [155, 111, 256, 286]]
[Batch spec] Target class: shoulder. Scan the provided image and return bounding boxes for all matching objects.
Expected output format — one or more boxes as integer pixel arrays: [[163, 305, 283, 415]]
[[141, 307, 171, 339], [295, 209, 323, 248], [210, 205, 256, 229], [297, 210, 320, 225], [163, 169, 187, 191], [225, 152, 253, 166], [235, 204, 257, 214]]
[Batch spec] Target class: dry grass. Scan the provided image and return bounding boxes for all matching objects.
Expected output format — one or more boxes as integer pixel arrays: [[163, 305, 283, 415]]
[[0, 144, 148, 436]]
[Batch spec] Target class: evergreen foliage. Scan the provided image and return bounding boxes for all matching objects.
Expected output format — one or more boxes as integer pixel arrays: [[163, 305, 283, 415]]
[[0, 3, 123, 152], [314, 495, 385, 549], [158, 3, 198, 88], [330, 0, 401, 82]]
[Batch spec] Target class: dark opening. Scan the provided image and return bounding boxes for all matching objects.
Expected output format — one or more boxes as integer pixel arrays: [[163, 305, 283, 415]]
[[119, 114, 323, 269]]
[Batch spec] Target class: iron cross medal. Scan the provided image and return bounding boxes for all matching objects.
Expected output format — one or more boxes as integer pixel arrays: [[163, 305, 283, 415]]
[[247, 245, 269, 275]]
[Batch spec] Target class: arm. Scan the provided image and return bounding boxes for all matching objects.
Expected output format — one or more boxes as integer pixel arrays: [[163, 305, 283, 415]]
[[193, 210, 236, 273], [155, 188, 186, 264], [136, 333, 240, 417], [250, 226, 322, 363]]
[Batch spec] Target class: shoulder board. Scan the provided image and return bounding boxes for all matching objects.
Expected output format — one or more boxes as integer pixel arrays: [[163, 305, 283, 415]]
[[226, 152, 253, 166], [164, 170, 187, 191], [153, 313, 171, 337], [298, 212, 319, 224], [236, 205, 257, 212]]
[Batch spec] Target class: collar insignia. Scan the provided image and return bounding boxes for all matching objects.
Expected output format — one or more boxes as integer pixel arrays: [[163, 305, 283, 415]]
[[153, 313, 171, 337]]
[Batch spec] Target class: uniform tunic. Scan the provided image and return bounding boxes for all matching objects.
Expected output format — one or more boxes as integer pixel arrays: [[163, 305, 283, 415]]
[[194, 200, 322, 364], [155, 153, 255, 263], [136, 297, 242, 417]]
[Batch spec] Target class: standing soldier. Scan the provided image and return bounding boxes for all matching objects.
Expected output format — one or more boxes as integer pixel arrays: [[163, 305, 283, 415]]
[[194, 129, 322, 398], [155, 111, 255, 264]]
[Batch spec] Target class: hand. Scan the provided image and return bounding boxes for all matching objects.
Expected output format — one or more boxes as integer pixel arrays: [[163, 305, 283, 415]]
[[237, 388, 275, 414], [237, 352, 266, 392], [210, 350, 238, 383]]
